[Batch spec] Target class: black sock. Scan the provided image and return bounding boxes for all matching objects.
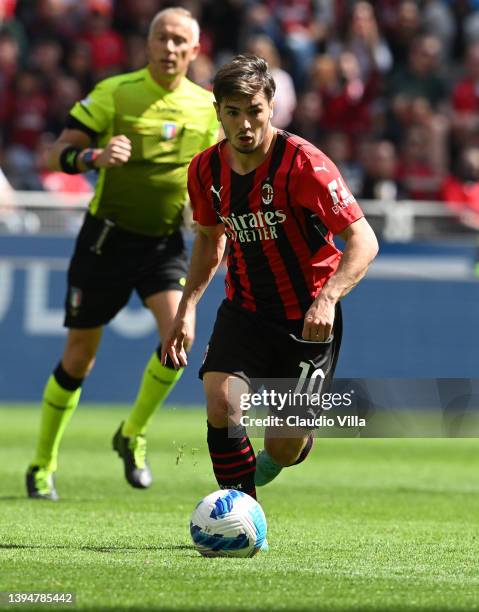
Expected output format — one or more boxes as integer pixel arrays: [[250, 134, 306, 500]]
[[207, 421, 256, 499], [292, 433, 314, 466]]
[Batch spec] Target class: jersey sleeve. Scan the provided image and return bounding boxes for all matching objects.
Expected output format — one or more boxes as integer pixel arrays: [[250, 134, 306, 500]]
[[188, 154, 218, 226], [295, 150, 364, 235], [69, 78, 115, 134]]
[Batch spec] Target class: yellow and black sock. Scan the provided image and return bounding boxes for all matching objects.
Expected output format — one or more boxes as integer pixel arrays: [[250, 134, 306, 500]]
[[122, 346, 183, 437], [31, 363, 83, 472]]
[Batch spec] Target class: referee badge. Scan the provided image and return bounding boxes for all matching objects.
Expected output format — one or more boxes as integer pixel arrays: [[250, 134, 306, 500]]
[[261, 180, 274, 205], [69, 287, 83, 317], [161, 122, 178, 140]]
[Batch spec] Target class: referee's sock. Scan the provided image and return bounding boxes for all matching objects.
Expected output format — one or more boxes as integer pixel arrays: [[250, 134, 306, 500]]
[[122, 347, 183, 437], [31, 363, 83, 472], [207, 421, 257, 499]]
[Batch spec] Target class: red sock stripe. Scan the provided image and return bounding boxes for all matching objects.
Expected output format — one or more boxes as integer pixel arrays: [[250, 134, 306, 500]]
[[212, 454, 254, 470], [214, 465, 256, 480], [209, 441, 250, 459], [212, 449, 254, 465]]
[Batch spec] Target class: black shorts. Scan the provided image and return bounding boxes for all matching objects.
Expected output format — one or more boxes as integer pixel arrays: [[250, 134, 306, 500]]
[[64, 213, 188, 328], [199, 299, 342, 387]]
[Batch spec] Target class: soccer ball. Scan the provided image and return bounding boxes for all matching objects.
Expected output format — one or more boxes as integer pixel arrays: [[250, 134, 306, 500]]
[[190, 489, 268, 558]]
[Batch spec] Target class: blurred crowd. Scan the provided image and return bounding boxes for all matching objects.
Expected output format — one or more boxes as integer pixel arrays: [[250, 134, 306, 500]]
[[2, 0, 479, 227]]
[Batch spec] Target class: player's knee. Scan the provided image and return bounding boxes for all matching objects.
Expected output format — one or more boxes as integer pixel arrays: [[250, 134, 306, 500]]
[[206, 395, 234, 428], [265, 439, 303, 467], [62, 344, 97, 378], [63, 356, 96, 379]]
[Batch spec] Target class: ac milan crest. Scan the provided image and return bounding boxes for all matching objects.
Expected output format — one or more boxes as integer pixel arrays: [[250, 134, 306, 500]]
[[261, 180, 274, 205]]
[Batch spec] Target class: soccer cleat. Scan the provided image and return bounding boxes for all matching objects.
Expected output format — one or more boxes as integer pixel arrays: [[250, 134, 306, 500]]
[[26, 465, 59, 501], [112, 424, 153, 489], [254, 449, 283, 487]]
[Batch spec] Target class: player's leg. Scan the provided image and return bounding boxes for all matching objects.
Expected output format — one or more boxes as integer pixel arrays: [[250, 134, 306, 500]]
[[204, 372, 257, 499], [113, 230, 189, 488], [255, 429, 314, 487], [121, 290, 187, 438], [26, 327, 102, 500], [255, 304, 343, 487], [200, 300, 273, 499], [112, 290, 188, 489], [27, 213, 132, 499]]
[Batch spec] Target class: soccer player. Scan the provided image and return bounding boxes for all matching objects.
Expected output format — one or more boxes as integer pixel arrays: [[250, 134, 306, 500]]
[[164, 55, 378, 499], [26, 8, 218, 500]]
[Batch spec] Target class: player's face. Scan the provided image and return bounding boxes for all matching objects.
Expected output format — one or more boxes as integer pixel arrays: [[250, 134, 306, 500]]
[[147, 14, 199, 83], [216, 93, 274, 155]]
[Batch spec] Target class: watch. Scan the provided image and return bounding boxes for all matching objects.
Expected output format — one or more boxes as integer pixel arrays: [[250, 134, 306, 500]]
[[81, 148, 100, 170]]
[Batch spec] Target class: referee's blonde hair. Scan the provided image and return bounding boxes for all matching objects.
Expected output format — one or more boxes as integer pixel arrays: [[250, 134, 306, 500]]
[[148, 8, 200, 46]]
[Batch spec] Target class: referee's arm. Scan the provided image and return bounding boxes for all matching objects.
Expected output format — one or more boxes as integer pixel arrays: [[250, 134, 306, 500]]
[[46, 125, 132, 174]]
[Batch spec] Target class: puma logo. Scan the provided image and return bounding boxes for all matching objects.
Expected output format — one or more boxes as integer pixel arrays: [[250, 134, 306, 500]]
[[314, 162, 330, 173], [210, 184, 223, 201]]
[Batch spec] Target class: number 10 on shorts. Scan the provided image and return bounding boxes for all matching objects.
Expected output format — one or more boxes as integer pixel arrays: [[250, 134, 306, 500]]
[[294, 361, 326, 395]]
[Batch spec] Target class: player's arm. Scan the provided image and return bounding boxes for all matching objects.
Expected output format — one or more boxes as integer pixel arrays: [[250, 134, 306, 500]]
[[47, 127, 132, 174], [302, 217, 378, 341], [162, 223, 226, 368]]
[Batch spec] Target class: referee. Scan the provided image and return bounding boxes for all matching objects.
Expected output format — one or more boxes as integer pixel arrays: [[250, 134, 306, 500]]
[[26, 8, 218, 500]]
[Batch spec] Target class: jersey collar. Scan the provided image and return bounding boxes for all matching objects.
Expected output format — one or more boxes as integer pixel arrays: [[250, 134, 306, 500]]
[[144, 66, 187, 96]]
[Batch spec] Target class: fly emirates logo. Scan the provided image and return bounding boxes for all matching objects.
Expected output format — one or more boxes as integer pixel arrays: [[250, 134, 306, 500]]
[[219, 209, 287, 243]]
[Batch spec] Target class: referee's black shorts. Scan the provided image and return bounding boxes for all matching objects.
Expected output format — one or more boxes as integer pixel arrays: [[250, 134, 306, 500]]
[[64, 212, 188, 328], [199, 299, 342, 387]]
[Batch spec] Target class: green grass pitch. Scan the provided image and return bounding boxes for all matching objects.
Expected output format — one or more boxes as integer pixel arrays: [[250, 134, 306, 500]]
[[1, 405, 479, 611]]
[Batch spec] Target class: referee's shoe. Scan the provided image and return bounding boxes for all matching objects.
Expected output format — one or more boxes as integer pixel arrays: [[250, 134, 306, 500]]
[[26, 465, 59, 501], [112, 424, 153, 489]]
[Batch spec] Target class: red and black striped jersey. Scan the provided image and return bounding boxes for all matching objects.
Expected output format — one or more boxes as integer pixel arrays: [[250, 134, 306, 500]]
[[188, 130, 364, 321]]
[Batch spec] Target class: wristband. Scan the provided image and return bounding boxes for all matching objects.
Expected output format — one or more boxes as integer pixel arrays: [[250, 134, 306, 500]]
[[80, 148, 100, 171], [59, 146, 81, 174]]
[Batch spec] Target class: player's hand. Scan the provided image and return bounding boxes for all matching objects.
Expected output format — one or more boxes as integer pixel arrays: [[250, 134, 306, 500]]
[[95, 135, 132, 168], [162, 311, 195, 369], [302, 297, 335, 342]]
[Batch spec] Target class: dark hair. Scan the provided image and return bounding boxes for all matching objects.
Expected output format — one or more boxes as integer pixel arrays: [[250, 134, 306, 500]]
[[213, 54, 276, 104]]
